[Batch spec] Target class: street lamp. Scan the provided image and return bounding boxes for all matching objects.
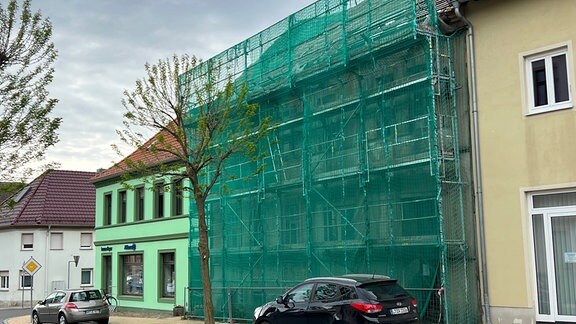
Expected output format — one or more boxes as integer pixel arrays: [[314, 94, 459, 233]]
[[67, 255, 80, 289]]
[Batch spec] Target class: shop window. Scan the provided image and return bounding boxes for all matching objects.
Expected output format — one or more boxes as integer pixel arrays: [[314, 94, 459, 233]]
[[122, 254, 143, 296], [160, 252, 175, 298]]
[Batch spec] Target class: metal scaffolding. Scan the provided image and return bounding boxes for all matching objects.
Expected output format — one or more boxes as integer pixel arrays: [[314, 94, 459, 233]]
[[187, 0, 479, 322]]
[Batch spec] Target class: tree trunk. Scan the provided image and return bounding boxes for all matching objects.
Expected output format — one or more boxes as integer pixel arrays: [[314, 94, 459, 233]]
[[196, 197, 215, 324]]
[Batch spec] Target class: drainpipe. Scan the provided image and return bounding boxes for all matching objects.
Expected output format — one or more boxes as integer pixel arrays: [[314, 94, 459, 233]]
[[452, 1, 492, 323], [45, 225, 51, 296]]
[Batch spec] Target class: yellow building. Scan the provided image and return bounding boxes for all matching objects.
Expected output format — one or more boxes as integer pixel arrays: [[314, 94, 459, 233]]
[[461, 0, 576, 322]]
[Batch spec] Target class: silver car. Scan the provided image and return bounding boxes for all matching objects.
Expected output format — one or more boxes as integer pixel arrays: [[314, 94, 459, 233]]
[[32, 289, 110, 324]]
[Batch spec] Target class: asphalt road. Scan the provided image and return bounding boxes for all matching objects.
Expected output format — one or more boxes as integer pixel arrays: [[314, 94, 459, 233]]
[[0, 308, 30, 323]]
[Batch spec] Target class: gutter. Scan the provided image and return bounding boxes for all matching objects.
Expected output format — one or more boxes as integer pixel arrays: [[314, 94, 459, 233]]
[[450, 1, 492, 323]]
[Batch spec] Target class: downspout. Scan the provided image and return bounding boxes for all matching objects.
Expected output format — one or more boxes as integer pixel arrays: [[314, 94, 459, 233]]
[[45, 225, 51, 297], [452, 2, 492, 323]]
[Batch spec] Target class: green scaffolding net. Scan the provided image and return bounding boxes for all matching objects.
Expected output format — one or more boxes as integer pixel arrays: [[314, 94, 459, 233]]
[[187, 0, 479, 323]]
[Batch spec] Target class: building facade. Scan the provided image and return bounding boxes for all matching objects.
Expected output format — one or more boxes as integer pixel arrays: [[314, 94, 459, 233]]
[[464, 0, 576, 322], [0, 170, 96, 307], [92, 133, 190, 312], [184, 0, 479, 322]]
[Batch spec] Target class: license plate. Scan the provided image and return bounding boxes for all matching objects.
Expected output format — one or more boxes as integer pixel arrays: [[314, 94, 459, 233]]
[[85, 310, 100, 314], [390, 307, 408, 315]]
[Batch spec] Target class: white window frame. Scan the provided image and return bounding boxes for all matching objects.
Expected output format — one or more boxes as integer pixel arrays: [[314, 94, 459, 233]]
[[528, 189, 576, 322], [21, 233, 33, 250], [80, 232, 93, 250], [50, 232, 63, 250], [19, 270, 32, 290], [80, 268, 93, 287], [520, 41, 574, 115], [0, 271, 9, 290]]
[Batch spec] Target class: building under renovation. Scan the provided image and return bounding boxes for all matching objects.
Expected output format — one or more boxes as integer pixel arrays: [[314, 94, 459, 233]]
[[186, 0, 479, 322]]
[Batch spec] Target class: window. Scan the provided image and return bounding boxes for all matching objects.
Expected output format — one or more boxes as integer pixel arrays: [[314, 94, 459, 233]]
[[171, 179, 184, 216], [0, 271, 8, 289], [523, 44, 573, 114], [154, 182, 165, 218], [135, 186, 145, 221], [50, 233, 63, 250], [21, 233, 33, 250], [13, 186, 30, 203], [43, 291, 57, 303], [160, 252, 175, 298], [286, 283, 314, 302], [19, 270, 32, 289], [122, 254, 143, 296], [324, 211, 340, 242], [80, 233, 92, 249], [53, 291, 66, 303], [314, 283, 340, 302], [104, 193, 112, 225], [81, 268, 93, 286], [529, 190, 576, 321], [118, 190, 127, 223]]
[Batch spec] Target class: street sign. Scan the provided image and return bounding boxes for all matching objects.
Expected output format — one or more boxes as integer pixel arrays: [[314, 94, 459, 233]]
[[23, 257, 42, 276]]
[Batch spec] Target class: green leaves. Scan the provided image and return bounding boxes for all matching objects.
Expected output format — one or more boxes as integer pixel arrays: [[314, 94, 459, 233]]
[[0, 0, 60, 181]]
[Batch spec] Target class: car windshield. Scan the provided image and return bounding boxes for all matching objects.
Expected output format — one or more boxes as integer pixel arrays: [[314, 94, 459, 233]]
[[70, 290, 102, 302], [359, 282, 409, 300]]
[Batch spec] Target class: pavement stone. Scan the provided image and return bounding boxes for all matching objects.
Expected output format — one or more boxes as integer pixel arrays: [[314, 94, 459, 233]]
[[4, 310, 208, 324]]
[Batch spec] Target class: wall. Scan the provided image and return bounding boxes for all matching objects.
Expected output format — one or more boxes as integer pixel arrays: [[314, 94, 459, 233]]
[[465, 0, 576, 322], [0, 227, 95, 307], [94, 176, 190, 311]]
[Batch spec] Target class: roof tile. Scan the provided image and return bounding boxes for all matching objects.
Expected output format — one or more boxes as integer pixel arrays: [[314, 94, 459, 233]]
[[0, 170, 96, 228]]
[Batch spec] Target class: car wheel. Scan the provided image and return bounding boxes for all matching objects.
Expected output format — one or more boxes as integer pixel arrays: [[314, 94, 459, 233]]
[[258, 320, 271, 324], [32, 312, 42, 324], [58, 313, 68, 324], [98, 319, 109, 324]]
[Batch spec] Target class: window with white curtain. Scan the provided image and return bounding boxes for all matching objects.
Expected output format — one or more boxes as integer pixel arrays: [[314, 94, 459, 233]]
[[80, 233, 92, 249], [21, 233, 33, 250], [50, 233, 63, 250], [0, 271, 8, 289]]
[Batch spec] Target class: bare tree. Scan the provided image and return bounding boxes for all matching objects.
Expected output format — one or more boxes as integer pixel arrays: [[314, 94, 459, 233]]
[[0, 0, 61, 181], [116, 54, 272, 324]]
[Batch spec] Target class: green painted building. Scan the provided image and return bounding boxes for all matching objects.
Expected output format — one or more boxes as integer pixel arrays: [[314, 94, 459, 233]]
[[92, 135, 190, 312]]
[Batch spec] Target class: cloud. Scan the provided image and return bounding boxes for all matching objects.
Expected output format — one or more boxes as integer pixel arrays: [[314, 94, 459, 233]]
[[26, 0, 316, 175]]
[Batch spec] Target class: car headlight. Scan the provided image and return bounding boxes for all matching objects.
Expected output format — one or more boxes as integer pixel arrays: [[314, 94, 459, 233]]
[[253, 306, 263, 319]]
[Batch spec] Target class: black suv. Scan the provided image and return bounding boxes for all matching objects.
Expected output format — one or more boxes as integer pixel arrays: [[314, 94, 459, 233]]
[[253, 274, 420, 324]]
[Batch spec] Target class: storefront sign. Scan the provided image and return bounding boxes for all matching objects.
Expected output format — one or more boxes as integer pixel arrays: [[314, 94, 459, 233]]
[[124, 243, 136, 251]]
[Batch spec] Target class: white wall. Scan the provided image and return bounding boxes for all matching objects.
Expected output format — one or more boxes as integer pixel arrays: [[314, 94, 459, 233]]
[[0, 227, 94, 307]]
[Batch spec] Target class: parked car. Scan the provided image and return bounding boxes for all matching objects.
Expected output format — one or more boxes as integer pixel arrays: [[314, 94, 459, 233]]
[[253, 274, 420, 324], [32, 289, 110, 324]]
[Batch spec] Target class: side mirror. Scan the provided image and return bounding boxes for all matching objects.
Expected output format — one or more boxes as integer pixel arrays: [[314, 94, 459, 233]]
[[275, 296, 284, 304], [37, 300, 45, 305]]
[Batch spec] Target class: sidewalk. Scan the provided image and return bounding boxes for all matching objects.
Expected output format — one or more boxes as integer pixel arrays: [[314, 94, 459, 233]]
[[5, 312, 206, 324]]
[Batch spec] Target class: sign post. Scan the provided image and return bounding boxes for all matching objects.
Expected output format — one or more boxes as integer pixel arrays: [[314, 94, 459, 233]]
[[22, 257, 42, 308], [67, 255, 80, 289]]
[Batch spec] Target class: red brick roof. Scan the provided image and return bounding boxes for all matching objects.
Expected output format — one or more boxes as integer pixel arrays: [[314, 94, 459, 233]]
[[91, 128, 182, 183], [0, 170, 96, 228]]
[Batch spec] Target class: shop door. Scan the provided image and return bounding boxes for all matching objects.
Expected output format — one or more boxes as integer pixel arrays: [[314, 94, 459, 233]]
[[103, 255, 112, 294]]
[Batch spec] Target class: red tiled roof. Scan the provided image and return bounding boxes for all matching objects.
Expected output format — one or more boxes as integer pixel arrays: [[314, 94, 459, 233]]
[[0, 170, 96, 228], [91, 127, 183, 183]]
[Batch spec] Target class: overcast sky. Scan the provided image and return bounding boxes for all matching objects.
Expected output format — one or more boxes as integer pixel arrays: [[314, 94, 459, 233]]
[[27, 0, 316, 175]]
